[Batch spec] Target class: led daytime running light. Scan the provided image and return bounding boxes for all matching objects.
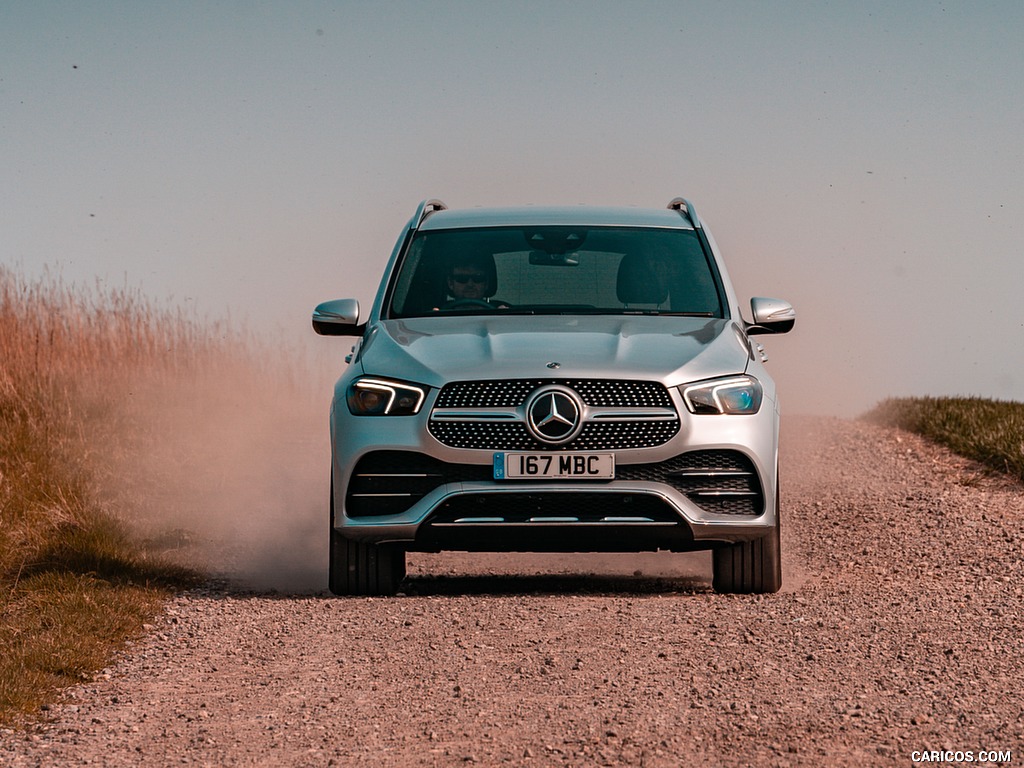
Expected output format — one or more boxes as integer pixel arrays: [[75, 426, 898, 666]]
[[681, 376, 762, 415], [349, 378, 426, 415]]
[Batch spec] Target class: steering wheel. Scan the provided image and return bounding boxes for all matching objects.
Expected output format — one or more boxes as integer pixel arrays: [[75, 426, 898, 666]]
[[444, 298, 496, 310]]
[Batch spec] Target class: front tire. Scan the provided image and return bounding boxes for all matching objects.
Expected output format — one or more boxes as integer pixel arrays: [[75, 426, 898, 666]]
[[329, 530, 406, 596], [328, 479, 406, 596], [712, 490, 782, 594]]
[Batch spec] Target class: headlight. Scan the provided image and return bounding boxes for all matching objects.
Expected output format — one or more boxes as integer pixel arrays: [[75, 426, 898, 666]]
[[347, 377, 427, 415], [681, 375, 762, 415]]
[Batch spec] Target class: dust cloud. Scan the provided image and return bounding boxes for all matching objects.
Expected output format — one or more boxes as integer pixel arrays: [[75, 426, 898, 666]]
[[99, 354, 335, 594]]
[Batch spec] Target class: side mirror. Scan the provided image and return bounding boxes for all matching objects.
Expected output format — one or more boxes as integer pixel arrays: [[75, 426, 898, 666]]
[[747, 297, 795, 335], [312, 299, 365, 336]]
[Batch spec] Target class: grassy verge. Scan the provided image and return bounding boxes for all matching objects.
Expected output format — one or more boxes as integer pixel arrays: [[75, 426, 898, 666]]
[[0, 268, 218, 725], [864, 396, 1024, 484]]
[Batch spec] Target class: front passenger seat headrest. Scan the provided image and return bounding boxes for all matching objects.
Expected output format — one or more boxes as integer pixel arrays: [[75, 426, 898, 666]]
[[616, 252, 668, 305]]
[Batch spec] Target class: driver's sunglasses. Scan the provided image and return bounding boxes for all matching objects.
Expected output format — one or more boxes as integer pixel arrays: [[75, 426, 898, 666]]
[[451, 273, 487, 284]]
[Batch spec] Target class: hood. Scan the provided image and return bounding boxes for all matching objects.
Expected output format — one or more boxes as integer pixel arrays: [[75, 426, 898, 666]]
[[354, 315, 752, 387]]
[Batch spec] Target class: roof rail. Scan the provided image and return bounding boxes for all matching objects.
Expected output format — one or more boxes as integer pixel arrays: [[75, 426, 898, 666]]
[[667, 197, 702, 229], [412, 199, 448, 229]]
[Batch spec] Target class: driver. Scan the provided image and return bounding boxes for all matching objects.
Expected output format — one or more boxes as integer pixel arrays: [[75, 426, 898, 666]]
[[441, 255, 509, 309], [447, 261, 491, 302]]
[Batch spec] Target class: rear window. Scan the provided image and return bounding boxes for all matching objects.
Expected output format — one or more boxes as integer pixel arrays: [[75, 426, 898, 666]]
[[387, 226, 723, 318]]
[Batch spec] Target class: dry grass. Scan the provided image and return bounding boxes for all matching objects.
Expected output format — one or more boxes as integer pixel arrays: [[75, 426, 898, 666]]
[[0, 267, 246, 723], [864, 396, 1024, 484]]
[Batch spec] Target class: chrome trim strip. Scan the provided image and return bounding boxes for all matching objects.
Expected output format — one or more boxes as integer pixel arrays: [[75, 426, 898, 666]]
[[431, 409, 519, 421], [689, 490, 758, 497], [670, 470, 753, 477], [430, 407, 678, 422], [430, 520, 677, 528], [528, 516, 579, 523], [588, 408, 678, 421], [355, 473, 441, 478]]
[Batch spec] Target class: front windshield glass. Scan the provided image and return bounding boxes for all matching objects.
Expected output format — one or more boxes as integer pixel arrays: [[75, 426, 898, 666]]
[[388, 226, 724, 318]]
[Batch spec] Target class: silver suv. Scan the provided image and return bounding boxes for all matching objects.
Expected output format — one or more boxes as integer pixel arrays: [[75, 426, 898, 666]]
[[313, 198, 794, 595]]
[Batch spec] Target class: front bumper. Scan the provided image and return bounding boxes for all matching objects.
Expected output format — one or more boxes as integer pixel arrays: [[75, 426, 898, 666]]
[[330, 390, 779, 553]]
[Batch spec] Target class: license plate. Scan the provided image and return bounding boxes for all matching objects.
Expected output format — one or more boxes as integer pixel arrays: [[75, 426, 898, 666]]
[[494, 452, 615, 479]]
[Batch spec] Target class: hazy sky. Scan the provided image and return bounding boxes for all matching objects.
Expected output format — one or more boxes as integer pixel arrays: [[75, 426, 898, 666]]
[[3, 1, 1022, 415]]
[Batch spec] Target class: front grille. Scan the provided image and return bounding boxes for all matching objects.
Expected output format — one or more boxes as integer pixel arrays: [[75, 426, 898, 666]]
[[619, 450, 764, 516], [430, 378, 679, 450], [435, 379, 673, 408]]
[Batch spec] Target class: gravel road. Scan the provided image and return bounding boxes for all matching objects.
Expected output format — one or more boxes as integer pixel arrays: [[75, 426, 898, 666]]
[[2, 416, 1022, 766]]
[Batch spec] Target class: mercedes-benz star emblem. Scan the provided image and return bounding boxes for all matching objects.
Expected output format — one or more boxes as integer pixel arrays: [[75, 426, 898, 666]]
[[526, 386, 583, 444]]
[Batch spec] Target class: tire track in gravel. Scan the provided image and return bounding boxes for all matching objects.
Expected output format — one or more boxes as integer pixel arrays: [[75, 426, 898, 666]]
[[2, 416, 1022, 766]]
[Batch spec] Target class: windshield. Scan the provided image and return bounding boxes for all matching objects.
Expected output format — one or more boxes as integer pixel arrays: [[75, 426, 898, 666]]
[[387, 226, 724, 318]]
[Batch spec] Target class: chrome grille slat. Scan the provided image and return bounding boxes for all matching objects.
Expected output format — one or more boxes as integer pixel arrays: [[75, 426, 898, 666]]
[[689, 490, 759, 497], [355, 473, 441, 478], [431, 520, 676, 528], [669, 470, 752, 477]]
